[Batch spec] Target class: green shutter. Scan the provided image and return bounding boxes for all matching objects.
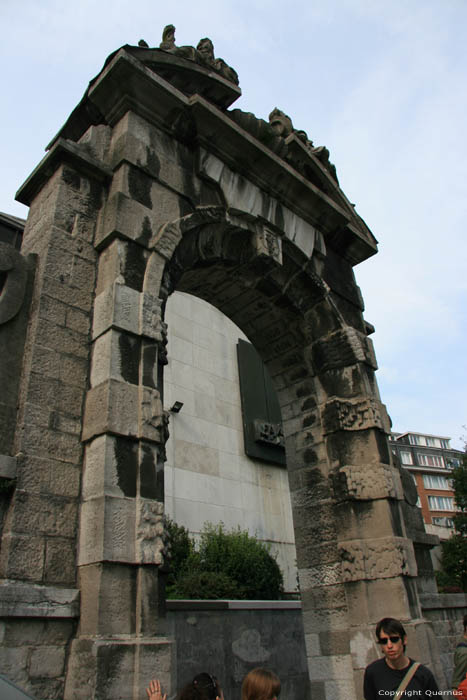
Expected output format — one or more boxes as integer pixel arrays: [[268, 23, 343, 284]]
[[237, 339, 286, 466]]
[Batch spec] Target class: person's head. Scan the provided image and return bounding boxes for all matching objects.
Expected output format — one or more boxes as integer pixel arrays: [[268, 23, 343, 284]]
[[241, 668, 280, 700], [463, 614, 467, 634], [376, 618, 408, 663], [178, 673, 223, 700]]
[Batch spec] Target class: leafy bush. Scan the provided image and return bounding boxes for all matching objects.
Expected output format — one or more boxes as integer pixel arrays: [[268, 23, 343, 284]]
[[165, 520, 284, 600]]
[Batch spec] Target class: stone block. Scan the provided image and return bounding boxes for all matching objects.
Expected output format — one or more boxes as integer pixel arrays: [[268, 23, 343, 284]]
[[90, 328, 140, 387], [319, 629, 351, 656], [79, 495, 136, 565], [82, 434, 137, 501], [311, 327, 377, 373], [350, 629, 375, 670], [0, 532, 45, 581], [92, 283, 141, 339], [0, 454, 17, 479], [45, 538, 76, 585], [35, 317, 89, 359], [323, 679, 357, 700], [30, 645, 66, 678], [0, 646, 29, 685], [345, 578, 412, 626], [96, 190, 155, 249], [7, 490, 77, 538], [0, 582, 79, 619], [78, 563, 137, 636], [307, 653, 354, 682], [300, 583, 347, 611], [82, 378, 139, 441], [321, 397, 390, 435], [333, 499, 400, 542], [331, 462, 400, 503], [338, 536, 418, 582]]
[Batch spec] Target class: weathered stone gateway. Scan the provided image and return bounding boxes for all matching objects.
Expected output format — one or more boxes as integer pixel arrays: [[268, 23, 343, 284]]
[[0, 26, 448, 699]]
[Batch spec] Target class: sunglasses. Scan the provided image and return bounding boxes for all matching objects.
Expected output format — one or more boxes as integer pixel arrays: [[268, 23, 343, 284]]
[[377, 636, 401, 645]]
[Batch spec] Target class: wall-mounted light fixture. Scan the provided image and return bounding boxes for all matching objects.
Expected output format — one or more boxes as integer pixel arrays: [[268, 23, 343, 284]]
[[170, 401, 184, 413]]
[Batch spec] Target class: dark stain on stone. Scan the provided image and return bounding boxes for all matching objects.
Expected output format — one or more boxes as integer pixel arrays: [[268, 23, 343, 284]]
[[376, 430, 390, 464], [139, 216, 152, 248], [128, 166, 152, 209], [274, 202, 285, 231], [302, 414, 316, 428], [113, 438, 137, 498], [296, 383, 312, 398], [140, 443, 161, 499], [124, 241, 146, 291], [118, 334, 140, 385], [301, 397, 316, 411], [303, 448, 318, 464], [145, 147, 161, 178], [289, 366, 308, 381], [142, 343, 158, 389], [389, 500, 403, 537], [62, 167, 80, 190]]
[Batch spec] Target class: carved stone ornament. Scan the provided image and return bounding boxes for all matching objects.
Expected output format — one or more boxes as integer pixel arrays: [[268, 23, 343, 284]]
[[0, 243, 28, 324], [253, 419, 285, 449], [338, 536, 418, 582], [136, 499, 167, 565], [268, 108, 338, 182], [331, 463, 398, 502], [254, 227, 283, 265], [158, 25, 239, 85], [322, 397, 389, 434]]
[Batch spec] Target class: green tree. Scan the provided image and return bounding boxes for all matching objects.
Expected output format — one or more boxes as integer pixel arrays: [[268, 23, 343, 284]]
[[165, 521, 284, 600], [437, 448, 467, 592]]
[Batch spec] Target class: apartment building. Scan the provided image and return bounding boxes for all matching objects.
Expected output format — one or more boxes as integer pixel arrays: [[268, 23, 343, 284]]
[[389, 431, 463, 538]]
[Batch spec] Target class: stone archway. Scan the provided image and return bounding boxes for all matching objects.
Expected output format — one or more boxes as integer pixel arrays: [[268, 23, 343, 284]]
[[0, 27, 443, 700]]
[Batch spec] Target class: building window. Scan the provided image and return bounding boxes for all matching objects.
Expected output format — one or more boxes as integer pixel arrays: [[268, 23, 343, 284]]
[[448, 457, 460, 467], [418, 454, 445, 468], [432, 516, 454, 528], [440, 439, 450, 449], [426, 436, 436, 447], [400, 451, 413, 465], [408, 435, 421, 446], [423, 474, 450, 490], [428, 495, 454, 511]]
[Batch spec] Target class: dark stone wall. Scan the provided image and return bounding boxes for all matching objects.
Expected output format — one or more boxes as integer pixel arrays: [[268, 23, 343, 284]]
[[166, 602, 310, 700]]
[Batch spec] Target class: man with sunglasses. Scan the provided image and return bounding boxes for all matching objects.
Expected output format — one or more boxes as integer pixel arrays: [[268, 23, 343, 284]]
[[363, 617, 439, 699]]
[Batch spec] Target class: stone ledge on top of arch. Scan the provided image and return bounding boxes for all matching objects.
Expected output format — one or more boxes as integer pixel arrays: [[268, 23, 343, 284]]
[[330, 462, 403, 503], [16, 138, 113, 207], [198, 150, 328, 261], [321, 397, 391, 436], [82, 379, 165, 444], [338, 536, 418, 582]]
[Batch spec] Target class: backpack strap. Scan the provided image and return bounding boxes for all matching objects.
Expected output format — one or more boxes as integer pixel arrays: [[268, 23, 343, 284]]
[[396, 662, 420, 697]]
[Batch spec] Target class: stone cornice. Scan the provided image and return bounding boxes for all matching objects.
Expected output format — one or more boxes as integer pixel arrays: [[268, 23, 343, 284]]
[[37, 49, 377, 265], [16, 138, 112, 206]]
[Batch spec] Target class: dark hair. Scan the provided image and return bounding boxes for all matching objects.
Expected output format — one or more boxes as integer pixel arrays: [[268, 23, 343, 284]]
[[463, 614, 467, 631], [241, 668, 281, 700], [376, 618, 407, 651], [178, 673, 221, 700]]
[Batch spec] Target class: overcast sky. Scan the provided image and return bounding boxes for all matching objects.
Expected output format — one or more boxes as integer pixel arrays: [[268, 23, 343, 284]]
[[2, 0, 466, 448]]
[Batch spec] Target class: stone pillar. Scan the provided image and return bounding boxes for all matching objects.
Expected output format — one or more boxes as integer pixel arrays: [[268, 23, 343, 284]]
[[0, 137, 110, 697]]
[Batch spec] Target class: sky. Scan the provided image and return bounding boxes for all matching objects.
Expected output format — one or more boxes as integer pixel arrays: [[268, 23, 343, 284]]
[[1, 0, 466, 448]]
